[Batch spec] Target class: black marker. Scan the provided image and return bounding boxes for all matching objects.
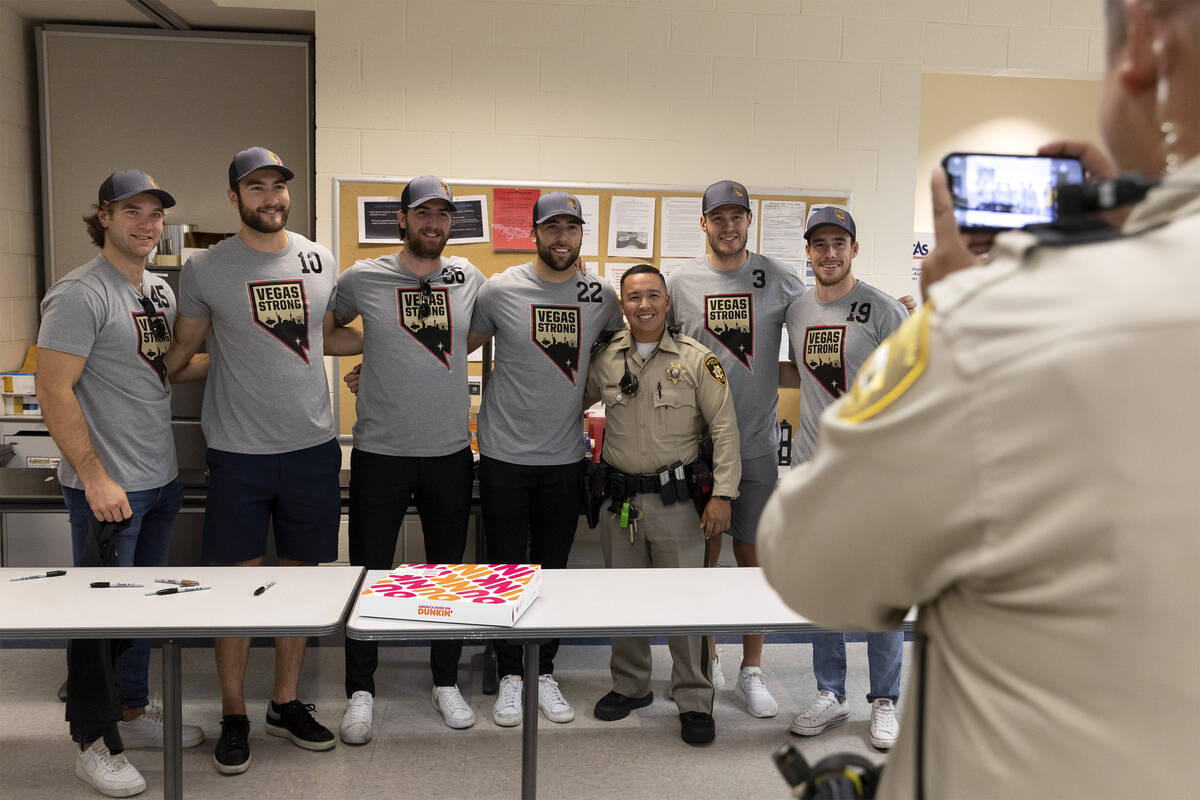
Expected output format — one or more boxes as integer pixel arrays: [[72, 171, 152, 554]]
[[254, 581, 276, 596], [146, 585, 211, 596], [90, 582, 143, 588], [9, 570, 67, 582]]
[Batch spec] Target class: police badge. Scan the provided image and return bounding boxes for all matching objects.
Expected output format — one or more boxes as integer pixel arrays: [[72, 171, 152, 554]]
[[666, 363, 686, 384]]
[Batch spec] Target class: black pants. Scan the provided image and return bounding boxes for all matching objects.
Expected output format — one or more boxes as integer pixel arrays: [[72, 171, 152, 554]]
[[344, 447, 473, 695], [479, 455, 585, 678]]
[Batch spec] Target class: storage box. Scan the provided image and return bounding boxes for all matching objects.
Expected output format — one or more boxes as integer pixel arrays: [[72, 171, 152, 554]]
[[357, 564, 541, 627], [2, 394, 39, 416], [2, 373, 35, 394]]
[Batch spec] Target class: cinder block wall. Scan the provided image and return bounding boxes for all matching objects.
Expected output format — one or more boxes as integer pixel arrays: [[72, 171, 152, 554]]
[[313, 0, 1104, 299], [0, 6, 39, 370]]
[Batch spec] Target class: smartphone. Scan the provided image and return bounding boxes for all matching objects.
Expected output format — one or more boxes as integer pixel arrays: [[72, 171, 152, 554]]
[[941, 152, 1085, 231]]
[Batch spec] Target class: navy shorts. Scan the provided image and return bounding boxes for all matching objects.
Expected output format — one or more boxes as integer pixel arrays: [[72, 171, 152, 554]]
[[727, 452, 780, 544], [202, 438, 341, 564]]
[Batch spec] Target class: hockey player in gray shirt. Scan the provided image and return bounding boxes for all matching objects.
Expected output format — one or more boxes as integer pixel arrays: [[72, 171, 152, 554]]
[[37, 169, 207, 796], [469, 191, 623, 729], [665, 179, 806, 719], [165, 147, 361, 775], [333, 176, 486, 741], [778, 206, 908, 752]]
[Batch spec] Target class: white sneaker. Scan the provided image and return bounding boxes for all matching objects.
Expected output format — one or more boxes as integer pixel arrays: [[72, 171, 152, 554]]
[[734, 666, 779, 718], [537, 674, 575, 723], [432, 685, 476, 729], [75, 742, 146, 797], [789, 690, 849, 736], [709, 653, 726, 689], [869, 698, 899, 749], [492, 675, 523, 727], [117, 708, 204, 749], [339, 691, 374, 744]]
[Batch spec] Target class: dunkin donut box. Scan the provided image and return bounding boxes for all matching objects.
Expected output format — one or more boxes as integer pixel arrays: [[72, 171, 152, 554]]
[[357, 564, 541, 627]]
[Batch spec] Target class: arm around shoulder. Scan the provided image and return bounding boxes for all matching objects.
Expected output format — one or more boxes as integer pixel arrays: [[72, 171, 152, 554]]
[[165, 314, 211, 379]]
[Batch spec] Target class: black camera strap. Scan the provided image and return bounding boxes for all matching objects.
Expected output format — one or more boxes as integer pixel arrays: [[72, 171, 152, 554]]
[[914, 627, 928, 800]]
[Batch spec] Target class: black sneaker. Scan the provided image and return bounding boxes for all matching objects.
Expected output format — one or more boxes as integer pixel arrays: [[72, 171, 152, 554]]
[[265, 700, 336, 751], [213, 714, 251, 774]]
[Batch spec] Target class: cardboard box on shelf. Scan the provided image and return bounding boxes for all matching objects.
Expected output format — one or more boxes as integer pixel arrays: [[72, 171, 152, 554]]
[[2, 373, 35, 394], [357, 564, 541, 627], [2, 394, 39, 416]]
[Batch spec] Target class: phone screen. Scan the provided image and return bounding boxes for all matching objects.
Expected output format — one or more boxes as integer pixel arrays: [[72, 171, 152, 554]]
[[942, 153, 1084, 230]]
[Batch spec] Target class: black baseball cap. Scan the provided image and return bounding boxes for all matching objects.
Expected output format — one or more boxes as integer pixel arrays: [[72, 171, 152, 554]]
[[228, 146, 294, 187], [98, 169, 176, 208], [702, 180, 751, 214], [533, 191, 585, 225], [400, 175, 455, 210], [804, 206, 856, 241]]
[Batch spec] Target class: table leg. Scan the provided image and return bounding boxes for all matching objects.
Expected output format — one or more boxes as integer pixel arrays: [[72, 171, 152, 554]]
[[481, 642, 498, 695], [162, 639, 183, 800], [521, 641, 540, 800]]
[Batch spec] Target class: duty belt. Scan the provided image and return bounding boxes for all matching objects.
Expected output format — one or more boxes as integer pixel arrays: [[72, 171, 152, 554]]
[[607, 470, 659, 496]]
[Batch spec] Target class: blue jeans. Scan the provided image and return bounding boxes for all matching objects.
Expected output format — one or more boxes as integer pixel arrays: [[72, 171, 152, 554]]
[[62, 478, 183, 717], [812, 631, 903, 703]]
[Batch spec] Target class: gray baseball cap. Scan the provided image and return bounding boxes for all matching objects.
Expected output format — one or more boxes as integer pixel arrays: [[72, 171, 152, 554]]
[[401, 175, 455, 210], [804, 206, 856, 241], [228, 146, 295, 187], [702, 180, 751, 214], [98, 169, 176, 208], [533, 191, 585, 225]]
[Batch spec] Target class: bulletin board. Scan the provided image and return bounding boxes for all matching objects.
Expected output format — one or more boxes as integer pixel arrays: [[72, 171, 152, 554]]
[[331, 177, 852, 437]]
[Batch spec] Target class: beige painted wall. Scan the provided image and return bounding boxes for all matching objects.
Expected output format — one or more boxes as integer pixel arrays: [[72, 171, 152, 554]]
[[914, 72, 1101, 231], [0, 0, 1114, 375], [0, 4, 39, 372], [313, 0, 1106, 303]]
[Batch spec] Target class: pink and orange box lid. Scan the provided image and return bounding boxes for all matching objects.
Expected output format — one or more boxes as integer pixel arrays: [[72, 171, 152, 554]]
[[357, 564, 541, 627]]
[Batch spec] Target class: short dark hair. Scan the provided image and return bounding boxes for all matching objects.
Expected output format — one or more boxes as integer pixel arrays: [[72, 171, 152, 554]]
[[619, 263, 666, 293], [82, 202, 112, 248]]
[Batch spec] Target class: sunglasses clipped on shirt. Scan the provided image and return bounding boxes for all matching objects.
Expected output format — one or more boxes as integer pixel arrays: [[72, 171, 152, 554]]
[[418, 279, 433, 319], [137, 294, 168, 340]]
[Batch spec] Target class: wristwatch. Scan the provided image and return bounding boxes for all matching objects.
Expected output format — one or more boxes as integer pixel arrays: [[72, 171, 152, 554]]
[[715, 495, 732, 501]]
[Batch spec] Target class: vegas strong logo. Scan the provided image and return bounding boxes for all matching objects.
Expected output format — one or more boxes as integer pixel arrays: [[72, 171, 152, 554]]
[[248, 280, 310, 362], [531, 305, 581, 384]]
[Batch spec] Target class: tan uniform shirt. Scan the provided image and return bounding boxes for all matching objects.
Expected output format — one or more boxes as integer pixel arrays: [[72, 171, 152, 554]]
[[585, 329, 740, 497], [759, 156, 1200, 800]]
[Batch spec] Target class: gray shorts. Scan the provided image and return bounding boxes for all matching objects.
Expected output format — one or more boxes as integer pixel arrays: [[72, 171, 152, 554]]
[[726, 452, 780, 544]]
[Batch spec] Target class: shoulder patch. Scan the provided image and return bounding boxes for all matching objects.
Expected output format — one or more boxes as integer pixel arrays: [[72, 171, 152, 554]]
[[703, 354, 727, 386], [837, 303, 931, 423]]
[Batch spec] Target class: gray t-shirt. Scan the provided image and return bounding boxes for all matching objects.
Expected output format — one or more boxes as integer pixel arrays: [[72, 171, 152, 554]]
[[786, 280, 908, 463], [667, 252, 806, 459], [37, 254, 178, 491], [336, 254, 485, 457], [472, 262, 622, 465], [178, 232, 337, 454]]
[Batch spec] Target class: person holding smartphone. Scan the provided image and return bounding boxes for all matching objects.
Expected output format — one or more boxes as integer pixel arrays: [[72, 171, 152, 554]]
[[759, 1, 1200, 797]]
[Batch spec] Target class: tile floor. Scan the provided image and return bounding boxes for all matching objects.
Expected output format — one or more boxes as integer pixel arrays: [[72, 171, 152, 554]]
[[0, 636, 908, 799]]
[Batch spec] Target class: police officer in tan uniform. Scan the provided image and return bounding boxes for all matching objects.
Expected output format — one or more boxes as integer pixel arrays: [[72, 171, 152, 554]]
[[759, 1, 1200, 798], [584, 264, 740, 746]]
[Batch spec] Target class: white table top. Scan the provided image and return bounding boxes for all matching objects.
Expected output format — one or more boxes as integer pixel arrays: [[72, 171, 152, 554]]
[[348, 567, 911, 641], [0, 566, 364, 639]]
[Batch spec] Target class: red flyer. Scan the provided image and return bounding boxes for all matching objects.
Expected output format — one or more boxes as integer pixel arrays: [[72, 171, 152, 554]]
[[492, 188, 540, 251]]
